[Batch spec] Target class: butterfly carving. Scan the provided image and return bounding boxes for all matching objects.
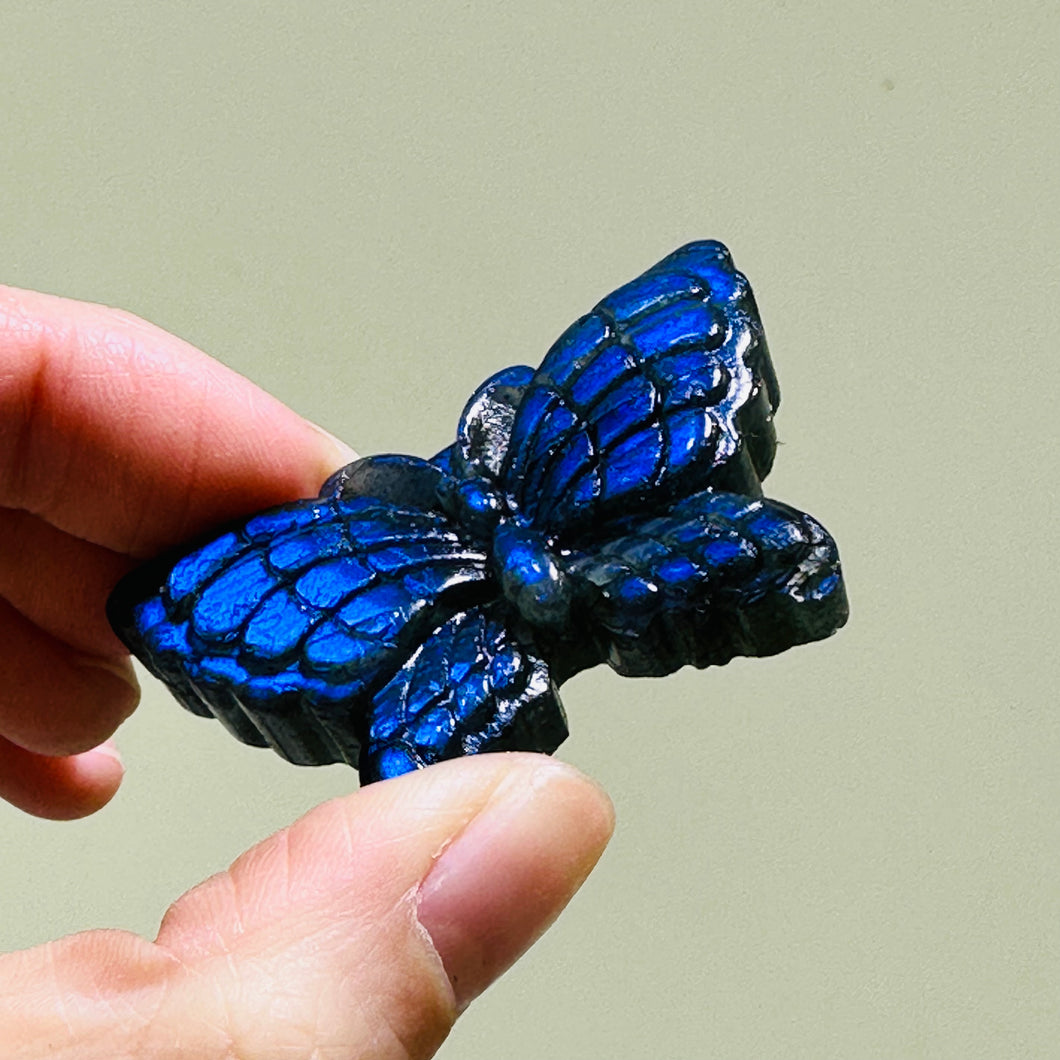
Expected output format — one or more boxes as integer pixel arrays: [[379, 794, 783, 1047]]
[[108, 242, 848, 784]]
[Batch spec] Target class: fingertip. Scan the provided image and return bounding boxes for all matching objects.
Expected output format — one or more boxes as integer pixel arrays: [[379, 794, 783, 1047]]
[[70, 738, 126, 807], [415, 755, 615, 1010], [305, 421, 359, 467], [71, 653, 141, 729], [0, 736, 125, 820], [51, 741, 126, 819]]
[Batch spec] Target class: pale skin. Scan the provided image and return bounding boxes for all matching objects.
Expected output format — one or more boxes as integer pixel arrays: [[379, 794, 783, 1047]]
[[0, 286, 614, 1058]]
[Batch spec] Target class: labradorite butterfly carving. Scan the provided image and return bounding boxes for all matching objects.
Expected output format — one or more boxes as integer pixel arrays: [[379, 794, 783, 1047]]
[[108, 242, 848, 784]]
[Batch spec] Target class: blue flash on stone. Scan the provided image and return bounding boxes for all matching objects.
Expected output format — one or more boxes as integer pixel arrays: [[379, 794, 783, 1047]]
[[108, 242, 849, 784]]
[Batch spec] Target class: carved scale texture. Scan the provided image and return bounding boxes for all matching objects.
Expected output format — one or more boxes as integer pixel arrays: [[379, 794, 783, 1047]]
[[108, 242, 848, 785], [504, 240, 777, 535]]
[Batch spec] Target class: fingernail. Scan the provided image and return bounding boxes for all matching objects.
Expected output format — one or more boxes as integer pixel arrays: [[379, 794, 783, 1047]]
[[91, 739, 124, 768], [307, 421, 358, 465], [416, 758, 613, 1010]]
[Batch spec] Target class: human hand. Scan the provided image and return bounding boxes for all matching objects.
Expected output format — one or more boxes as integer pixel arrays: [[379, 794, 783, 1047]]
[[3, 753, 612, 1057], [0, 287, 614, 1056], [0, 283, 356, 818]]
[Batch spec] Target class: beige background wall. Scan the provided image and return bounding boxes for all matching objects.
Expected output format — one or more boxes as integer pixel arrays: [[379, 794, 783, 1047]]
[[1, 2, 1057, 1056]]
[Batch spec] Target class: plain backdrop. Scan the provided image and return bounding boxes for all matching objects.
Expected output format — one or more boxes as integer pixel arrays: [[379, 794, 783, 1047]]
[[1, 3, 1057, 1057]]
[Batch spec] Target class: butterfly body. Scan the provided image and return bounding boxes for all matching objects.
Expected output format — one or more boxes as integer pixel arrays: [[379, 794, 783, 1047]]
[[109, 242, 848, 784]]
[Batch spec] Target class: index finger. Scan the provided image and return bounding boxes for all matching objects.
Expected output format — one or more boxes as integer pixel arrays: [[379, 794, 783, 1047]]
[[0, 285, 355, 557]]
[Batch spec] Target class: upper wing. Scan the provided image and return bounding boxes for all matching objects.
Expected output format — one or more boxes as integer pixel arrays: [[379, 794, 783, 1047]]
[[484, 242, 780, 538], [360, 601, 567, 784], [108, 456, 490, 767], [558, 489, 848, 681]]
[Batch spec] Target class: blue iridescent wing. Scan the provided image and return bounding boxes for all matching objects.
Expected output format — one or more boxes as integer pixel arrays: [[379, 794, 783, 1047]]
[[108, 456, 491, 768], [554, 490, 848, 682], [453, 242, 780, 539], [361, 602, 567, 783]]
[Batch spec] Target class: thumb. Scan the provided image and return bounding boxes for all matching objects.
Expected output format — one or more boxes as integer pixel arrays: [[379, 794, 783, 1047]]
[[0, 753, 613, 1059]]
